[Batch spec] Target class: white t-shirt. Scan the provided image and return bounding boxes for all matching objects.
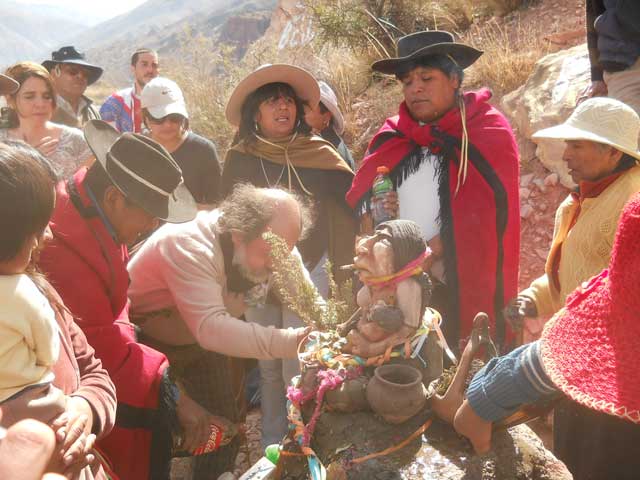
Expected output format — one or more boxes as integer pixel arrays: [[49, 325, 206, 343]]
[[397, 147, 440, 240], [397, 147, 445, 282]]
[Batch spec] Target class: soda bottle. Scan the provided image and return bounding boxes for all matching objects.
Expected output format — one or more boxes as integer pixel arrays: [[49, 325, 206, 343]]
[[371, 166, 395, 226]]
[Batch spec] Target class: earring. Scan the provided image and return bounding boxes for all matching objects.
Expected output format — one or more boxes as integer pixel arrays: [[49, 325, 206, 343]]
[[254, 122, 260, 133]]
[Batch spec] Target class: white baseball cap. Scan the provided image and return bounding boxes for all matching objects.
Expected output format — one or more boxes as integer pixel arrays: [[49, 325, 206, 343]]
[[141, 77, 189, 119]]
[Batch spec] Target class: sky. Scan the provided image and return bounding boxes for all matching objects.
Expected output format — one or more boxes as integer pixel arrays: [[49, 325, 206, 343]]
[[14, 0, 149, 24]]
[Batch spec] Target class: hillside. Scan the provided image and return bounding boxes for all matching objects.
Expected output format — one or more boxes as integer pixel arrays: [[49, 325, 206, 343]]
[[0, 1, 90, 67], [77, 0, 276, 85]]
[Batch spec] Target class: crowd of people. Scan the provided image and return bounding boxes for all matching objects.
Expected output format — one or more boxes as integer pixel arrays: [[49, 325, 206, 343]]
[[0, 2, 638, 478]]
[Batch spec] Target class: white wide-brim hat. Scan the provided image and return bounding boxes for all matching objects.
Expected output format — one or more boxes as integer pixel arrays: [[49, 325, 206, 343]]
[[318, 80, 345, 135], [533, 97, 640, 161], [141, 77, 189, 120]]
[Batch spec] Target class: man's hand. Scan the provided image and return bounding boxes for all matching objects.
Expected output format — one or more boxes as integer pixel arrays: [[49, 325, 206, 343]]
[[223, 290, 246, 318], [503, 296, 538, 331], [453, 400, 493, 454], [49, 396, 96, 476], [176, 388, 220, 453], [381, 191, 399, 217], [577, 80, 608, 105]]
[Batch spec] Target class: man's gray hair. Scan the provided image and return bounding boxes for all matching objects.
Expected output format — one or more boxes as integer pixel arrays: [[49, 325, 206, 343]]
[[217, 183, 314, 241]]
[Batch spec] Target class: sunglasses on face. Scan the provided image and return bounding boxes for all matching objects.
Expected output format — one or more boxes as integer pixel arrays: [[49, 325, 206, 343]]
[[61, 66, 88, 79], [146, 113, 184, 125]]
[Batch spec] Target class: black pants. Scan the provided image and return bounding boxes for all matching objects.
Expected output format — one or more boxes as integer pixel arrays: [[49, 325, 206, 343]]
[[554, 399, 640, 480]]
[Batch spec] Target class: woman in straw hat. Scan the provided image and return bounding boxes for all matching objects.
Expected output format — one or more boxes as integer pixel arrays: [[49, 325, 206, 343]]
[[221, 64, 356, 447], [0, 62, 93, 180], [346, 31, 521, 350], [446, 191, 640, 479]]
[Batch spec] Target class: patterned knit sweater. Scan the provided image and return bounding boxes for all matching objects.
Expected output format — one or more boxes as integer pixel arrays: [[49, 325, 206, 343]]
[[521, 164, 640, 316]]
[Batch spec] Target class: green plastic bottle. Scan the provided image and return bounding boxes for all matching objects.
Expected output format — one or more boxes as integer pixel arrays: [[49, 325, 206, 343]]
[[371, 165, 395, 226]]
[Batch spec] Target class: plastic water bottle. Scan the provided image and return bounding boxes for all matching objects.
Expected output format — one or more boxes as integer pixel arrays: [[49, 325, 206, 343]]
[[371, 166, 395, 226]]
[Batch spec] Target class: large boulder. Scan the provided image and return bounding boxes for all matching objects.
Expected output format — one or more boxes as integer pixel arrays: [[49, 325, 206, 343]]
[[502, 44, 591, 188], [309, 410, 572, 480]]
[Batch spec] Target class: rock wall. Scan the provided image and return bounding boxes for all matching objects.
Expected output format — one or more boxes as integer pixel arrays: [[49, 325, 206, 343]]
[[502, 44, 591, 188], [262, 0, 314, 50]]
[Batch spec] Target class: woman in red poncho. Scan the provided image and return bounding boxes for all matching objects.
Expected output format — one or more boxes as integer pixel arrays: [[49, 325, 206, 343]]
[[347, 31, 520, 350]]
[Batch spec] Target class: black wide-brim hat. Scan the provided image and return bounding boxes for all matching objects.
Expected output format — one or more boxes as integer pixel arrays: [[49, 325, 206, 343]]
[[43, 46, 103, 85], [372, 31, 483, 75], [84, 120, 196, 223]]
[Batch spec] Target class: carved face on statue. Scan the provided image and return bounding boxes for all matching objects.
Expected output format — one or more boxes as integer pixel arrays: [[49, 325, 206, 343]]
[[354, 227, 396, 282]]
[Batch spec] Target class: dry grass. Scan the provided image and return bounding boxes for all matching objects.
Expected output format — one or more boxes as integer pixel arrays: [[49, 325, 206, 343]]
[[464, 16, 550, 97]]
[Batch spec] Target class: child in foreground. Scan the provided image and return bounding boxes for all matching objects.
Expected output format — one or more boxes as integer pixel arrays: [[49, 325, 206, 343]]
[[0, 142, 64, 426]]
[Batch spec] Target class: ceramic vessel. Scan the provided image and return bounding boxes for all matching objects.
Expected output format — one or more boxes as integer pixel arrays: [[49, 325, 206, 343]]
[[366, 364, 427, 424]]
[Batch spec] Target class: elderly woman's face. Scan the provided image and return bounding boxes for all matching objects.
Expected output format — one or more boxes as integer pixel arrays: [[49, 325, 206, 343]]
[[255, 93, 297, 139], [11, 76, 54, 123], [400, 66, 459, 124]]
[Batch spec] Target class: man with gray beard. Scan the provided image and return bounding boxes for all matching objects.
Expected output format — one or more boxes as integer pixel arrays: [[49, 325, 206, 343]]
[[127, 184, 315, 477]]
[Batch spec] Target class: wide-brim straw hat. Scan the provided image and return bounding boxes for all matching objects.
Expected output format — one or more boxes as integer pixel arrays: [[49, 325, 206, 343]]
[[318, 80, 345, 135], [84, 120, 196, 223], [372, 31, 483, 75], [0, 73, 19, 95], [225, 64, 320, 127], [533, 97, 640, 161], [540, 192, 640, 424]]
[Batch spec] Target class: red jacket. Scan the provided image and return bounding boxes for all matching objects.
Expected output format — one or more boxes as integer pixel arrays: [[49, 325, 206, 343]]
[[40, 168, 172, 480]]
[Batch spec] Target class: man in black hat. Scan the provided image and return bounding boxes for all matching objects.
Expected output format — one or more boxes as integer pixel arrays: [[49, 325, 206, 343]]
[[347, 31, 521, 351], [43, 46, 103, 128], [38, 120, 218, 479]]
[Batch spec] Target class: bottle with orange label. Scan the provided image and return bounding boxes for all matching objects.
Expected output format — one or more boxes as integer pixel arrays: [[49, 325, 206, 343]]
[[371, 165, 396, 226]]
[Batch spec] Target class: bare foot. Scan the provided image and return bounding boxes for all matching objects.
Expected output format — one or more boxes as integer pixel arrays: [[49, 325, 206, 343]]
[[430, 313, 491, 423], [454, 399, 492, 454]]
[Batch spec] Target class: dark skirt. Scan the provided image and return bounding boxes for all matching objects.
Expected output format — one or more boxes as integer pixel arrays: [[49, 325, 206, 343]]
[[554, 399, 640, 480], [139, 333, 247, 479]]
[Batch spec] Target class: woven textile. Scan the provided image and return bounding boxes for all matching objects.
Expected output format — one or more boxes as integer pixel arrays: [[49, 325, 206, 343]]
[[541, 192, 640, 424]]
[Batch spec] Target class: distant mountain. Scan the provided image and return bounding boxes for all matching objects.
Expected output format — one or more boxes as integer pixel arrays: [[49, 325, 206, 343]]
[[77, 0, 276, 85], [72, 0, 223, 51], [0, 1, 91, 67]]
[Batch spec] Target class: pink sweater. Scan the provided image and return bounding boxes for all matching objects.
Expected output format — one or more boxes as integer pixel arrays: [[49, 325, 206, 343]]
[[127, 210, 301, 359]]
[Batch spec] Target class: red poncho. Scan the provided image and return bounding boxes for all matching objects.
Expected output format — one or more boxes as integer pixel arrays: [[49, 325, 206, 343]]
[[40, 169, 173, 479], [347, 89, 520, 346]]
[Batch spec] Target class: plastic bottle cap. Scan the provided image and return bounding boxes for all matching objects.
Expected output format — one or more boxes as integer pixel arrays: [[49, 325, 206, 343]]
[[265, 443, 281, 464], [376, 166, 389, 174]]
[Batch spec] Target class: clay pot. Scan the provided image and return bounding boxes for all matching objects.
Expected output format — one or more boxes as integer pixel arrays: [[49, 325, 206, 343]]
[[366, 364, 427, 424]]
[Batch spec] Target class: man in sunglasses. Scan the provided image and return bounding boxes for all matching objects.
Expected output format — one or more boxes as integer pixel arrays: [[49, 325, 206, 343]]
[[43, 46, 103, 128]]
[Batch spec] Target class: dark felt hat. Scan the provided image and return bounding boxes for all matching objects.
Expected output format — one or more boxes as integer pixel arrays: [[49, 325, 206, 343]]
[[372, 31, 483, 75], [83, 120, 196, 223], [43, 46, 103, 85]]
